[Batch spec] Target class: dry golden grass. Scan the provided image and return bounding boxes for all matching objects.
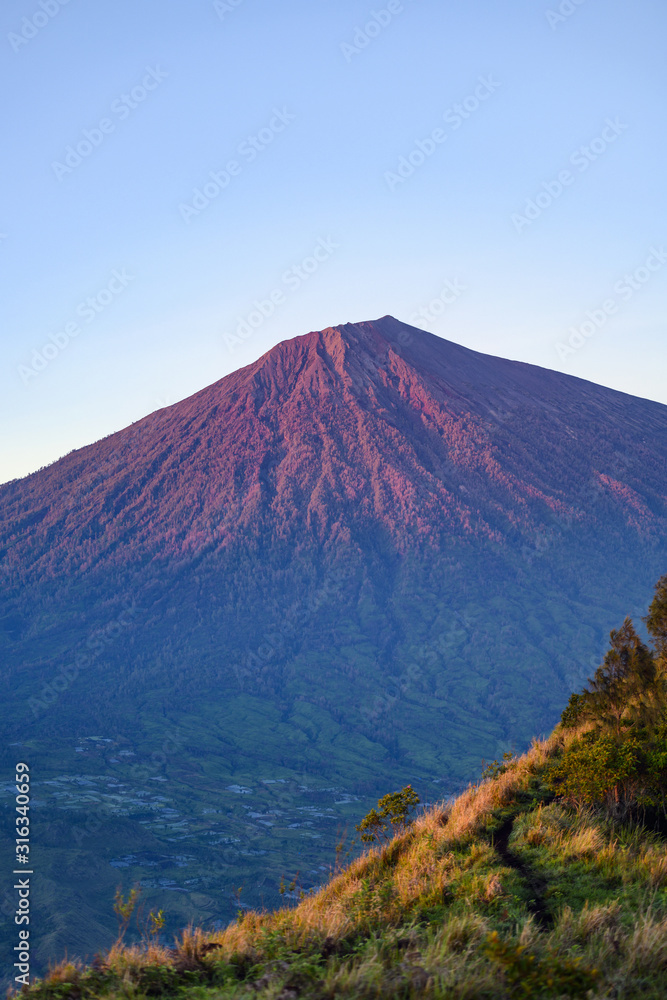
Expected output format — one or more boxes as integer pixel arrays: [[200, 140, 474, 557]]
[[640, 848, 667, 888], [44, 959, 84, 984], [560, 825, 605, 860], [188, 731, 569, 971], [483, 873, 504, 903], [628, 914, 667, 972], [194, 732, 570, 964], [578, 900, 622, 940], [424, 731, 565, 845], [103, 939, 173, 970], [517, 915, 540, 950], [523, 802, 550, 846], [557, 900, 622, 947]]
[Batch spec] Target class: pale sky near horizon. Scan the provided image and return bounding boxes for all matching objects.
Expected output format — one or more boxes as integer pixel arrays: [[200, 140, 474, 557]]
[[1, 0, 666, 484]]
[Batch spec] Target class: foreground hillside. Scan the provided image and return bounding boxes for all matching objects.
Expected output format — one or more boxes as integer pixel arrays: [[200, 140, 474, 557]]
[[21, 730, 667, 999], [20, 576, 667, 998]]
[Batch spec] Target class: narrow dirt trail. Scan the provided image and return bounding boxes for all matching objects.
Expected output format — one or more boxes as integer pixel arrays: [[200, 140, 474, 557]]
[[493, 816, 552, 930]]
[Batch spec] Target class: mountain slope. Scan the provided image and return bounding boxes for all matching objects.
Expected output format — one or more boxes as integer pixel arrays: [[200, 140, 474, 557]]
[[1, 315, 666, 973], [2, 316, 665, 581]]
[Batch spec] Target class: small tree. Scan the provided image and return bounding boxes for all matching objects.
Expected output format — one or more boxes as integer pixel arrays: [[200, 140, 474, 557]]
[[582, 618, 655, 734], [355, 785, 420, 843], [553, 575, 667, 819], [560, 691, 589, 729], [146, 909, 165, 943], [645, 574, 667, 662], [113, 886, 140, 946]]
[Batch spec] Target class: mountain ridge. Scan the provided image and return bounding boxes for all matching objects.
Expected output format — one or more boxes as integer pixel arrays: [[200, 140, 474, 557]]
[[2, 315, 665, 587]]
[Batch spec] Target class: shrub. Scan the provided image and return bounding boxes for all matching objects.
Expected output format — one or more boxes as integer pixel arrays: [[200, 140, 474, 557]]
[[484, 931, 599, 997], [547, 732, 643, 816], [355, 786, 420, 843]]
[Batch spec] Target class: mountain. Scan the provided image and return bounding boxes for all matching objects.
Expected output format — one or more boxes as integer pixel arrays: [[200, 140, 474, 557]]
[[4, 315, 665, 578], [1, 315, 666, 973]]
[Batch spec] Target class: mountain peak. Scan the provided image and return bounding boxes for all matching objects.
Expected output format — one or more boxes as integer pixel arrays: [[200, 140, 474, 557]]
[[244, 315, 478, 412], [1, 315, 665, 584]]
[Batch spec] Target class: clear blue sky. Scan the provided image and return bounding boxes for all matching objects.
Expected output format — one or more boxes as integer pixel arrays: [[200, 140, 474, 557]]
[[2, 0, 666, 483]]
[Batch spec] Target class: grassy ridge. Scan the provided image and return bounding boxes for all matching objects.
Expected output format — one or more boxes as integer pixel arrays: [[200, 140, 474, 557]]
[[21, 727, 667, 999]]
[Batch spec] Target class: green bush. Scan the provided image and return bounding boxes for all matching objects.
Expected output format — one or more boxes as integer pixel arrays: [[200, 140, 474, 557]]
[[553, 574, 667, 817], [548, 732, 643, 814], [485, 931, 599, 997]]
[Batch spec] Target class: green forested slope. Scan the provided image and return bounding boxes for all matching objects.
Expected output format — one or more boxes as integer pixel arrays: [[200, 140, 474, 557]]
[[13, 576, 667, 999]]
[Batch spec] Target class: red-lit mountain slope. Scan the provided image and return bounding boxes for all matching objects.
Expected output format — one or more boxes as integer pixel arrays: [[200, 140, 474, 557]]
[[1, 316, 665, 590]]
